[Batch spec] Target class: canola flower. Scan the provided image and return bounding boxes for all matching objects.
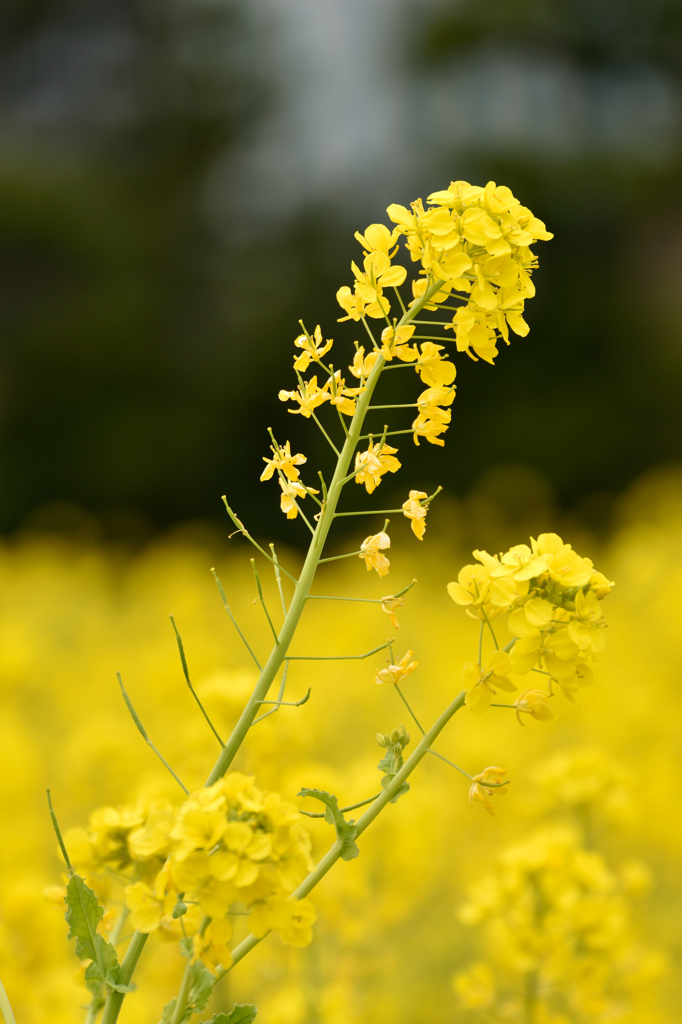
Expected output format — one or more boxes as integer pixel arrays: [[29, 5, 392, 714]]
[[35, 179, 613, 1024]]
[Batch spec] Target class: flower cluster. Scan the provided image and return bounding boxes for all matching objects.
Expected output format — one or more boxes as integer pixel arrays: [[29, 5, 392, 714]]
[[449, 533, 613, 712], [454, 825, 664, 1021], [62, 773, 316, 973]]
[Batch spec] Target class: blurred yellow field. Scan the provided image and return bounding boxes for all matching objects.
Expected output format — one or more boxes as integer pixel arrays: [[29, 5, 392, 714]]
[[2, 467, 681, 1022]]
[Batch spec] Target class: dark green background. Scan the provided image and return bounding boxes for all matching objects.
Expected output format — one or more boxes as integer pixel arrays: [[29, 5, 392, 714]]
[[1, 0, 680, 545]]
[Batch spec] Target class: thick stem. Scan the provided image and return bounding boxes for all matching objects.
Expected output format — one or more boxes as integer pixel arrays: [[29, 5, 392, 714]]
[[217, 689, 466, 978], [0, 980, 16, 1024], [170, 960, 194, 1024], [100, 932, 148, 1024]]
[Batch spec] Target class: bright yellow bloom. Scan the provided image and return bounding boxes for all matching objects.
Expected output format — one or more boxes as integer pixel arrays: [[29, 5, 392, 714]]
[[191, 917, 233, 973], [412, 413, 449, 446], [568, 590, 606, 654], [463, 651, 516, 714], [124, 878, 175, 934], [324, 370, 365, 416], [413, 343, 456, 387], [260, 440, 307, 482], [402, 489, 429, 539], [374, 649, 418, 686], [251, 897, 317, 947], [278, 479, 319, 520], [416, 385, 455, 420], [359, 531, 391, 577], [379, 324, 417, 362], [348, 345, 379, 380], [354, 441, 401, 494], [514, 688, 557, 725], [468, 766, 508, 815], [354, 222, 401, 256], [278, 376, 330, 417], [447, 563, 493, 614], [532, 532, 594, 587], [293, 324, 333, 372]]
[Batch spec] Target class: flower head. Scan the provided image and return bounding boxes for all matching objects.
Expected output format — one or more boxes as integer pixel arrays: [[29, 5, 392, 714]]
[[359, 531, 391, 577], [514, 688, 557, 725], [260, 440, 307, 483], [293, 324, 332, 372], [402, 490, 429, 540], [355, 441, 401, 494]]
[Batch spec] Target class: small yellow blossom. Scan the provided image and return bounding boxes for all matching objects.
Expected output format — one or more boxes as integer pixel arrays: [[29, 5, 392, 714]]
[[191, 917, 233, 973], [412, 413, 449, 446], [354, 222, 401, 256], [463, 651, 516, 714], [359, 531, 391, 577], [568, 590, 606, 654], [355, 441, 401, 494], [514, 688, 557, 725], [468, 766, 509, 815], [348, 345, 379, 380], [260, 440, 307, 483], [293, 324, 333, 372], [379, 324, 418, 362], [279, 479, 319, 520], [278, 376, 330, 417], [381, 594, 404, 629], [402, 490, 429, 539], [413, 343, 456, 388], [125, 879, 175, 934], [324, 370, 365, 416], [374, 649, 418, 686]]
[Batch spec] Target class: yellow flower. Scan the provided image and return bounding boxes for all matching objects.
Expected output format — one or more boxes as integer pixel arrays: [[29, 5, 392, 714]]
[[278, 376, 331, 417], [381, 594, 404, 629], [568, 590, 606, 654], [191, 917, 233, 973], [348, 345, 379, 380], [374, 649, 418, 686], [402, 490, 429, 539], [468, 766, 508, 815], [379, 324, 418, 362], [359, 531, 391, 577], [447, 563, 493, 615], [278, 479, 319, 520], [324, 370, 365, 416], [416, 385, 455, 420], [412, 413, 449, 446], [532, 533, 594, 588], [413, 343, 456, 388], [354, 441, 401, 494], [293, 324, 333, 372], [354, 222, 401, 256], [260, 440, 307, 482], [514, 688, 557, 725], [125, 878, 175, 934], [463, 651, 516, 714], [170, 808, 227, 861], [251, 897, 317, 947]]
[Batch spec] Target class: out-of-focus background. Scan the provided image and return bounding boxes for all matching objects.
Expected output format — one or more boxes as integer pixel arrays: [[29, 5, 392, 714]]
[[2, 2, 682, 1022], [1, 0, 681, 540]]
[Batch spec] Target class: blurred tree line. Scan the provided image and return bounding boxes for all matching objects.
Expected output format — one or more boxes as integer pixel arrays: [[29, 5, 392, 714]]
[[0, 0, 681, 545]]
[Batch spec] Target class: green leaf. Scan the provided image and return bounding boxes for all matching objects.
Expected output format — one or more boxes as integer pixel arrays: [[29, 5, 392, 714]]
[[377, 749, 403, 776], [298, 788, 360, 861], [380, 775, 410, 804], [65, 875, 122, 993], [160, 998, 179, 1024], [188, 960, 215, 1014], [200, 1006, 258, 1024]]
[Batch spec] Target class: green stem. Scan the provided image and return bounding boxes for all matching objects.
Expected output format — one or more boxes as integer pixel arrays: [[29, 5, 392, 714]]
[[101, 275, 444, 1024], [216, 688, 467, 979], [170, 959, 194, 1024], [100, 932, 148, 1024], [0, 980, 16, 1024]]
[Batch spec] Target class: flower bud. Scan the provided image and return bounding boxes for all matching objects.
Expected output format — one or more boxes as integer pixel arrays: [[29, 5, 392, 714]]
[[172, 900, 188, 919], [376, 733, 389, 748], [390, 728, 400, 745]]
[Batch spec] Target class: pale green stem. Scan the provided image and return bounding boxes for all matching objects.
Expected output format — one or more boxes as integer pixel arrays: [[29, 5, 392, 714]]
[[0, 980, 16, 1024], [299, 793, 381, 818], [269, 544, 288, 616], [170, 959, 194, 1024], [215, 689, 467, 980], [101, 277, 444, 1024]]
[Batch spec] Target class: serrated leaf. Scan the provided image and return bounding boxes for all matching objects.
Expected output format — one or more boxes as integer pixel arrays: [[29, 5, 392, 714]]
[[200, 1005, 258, 1024], [160, 998, 179, 1024], [65, 875, 121, 992], [188, 960, 215, 1014], [298, 788, 360, 861]]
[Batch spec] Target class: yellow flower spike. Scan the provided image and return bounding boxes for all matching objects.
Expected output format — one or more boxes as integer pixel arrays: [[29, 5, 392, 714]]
[[402, 490, 429, 539], [374, 649, 418, 686], [359, 531, 391, 577], [292, 324, 333, 372], [260, 440, 307, 483], [381, 593, 404, 629], [468, 766, 509, 815], [191, 917, 233, 973], [354, 441, 401, 494], [278, 376, 331, 417], [514, 688, 557, 725]]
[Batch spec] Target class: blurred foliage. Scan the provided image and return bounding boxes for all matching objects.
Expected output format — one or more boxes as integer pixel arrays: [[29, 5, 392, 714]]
[[2, 466, 682, 1019], [0, 0, 681, 541]]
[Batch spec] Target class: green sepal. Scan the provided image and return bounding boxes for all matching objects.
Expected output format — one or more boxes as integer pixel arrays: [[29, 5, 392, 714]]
[[380, 775, 410, 804], [200, 1006, 258, 1024], [377, 749, 403, 776], [298, 788, 360, 861], [65, 874, 125, 994]]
